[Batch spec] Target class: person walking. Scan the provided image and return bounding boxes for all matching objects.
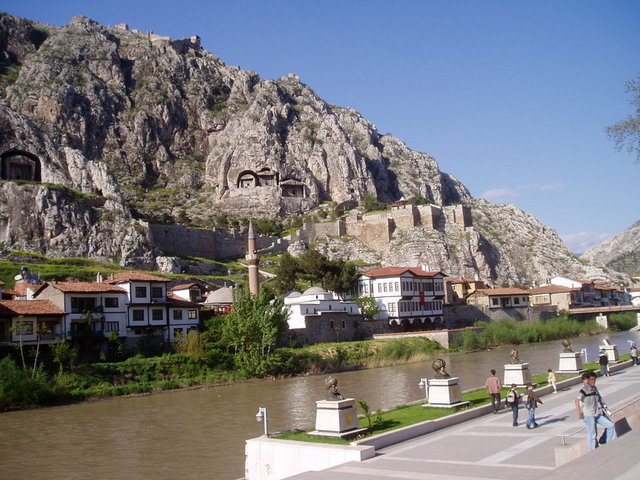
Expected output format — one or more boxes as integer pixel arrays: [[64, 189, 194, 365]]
[[599, 349, 610, 377], [485, 369, 502, 414], [575, 370, 616, 451], [524, 383, 542, 429], [631, 343, 638, 366], [547, 369, 557, 393], [505, 383, 520, 426]]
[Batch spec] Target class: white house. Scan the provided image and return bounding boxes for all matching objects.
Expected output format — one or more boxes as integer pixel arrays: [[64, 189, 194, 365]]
[[106, 272, 200, 341], [34, 281, 129, 338], [629, 288, 640, 306], [355, 266, 446, 329], [546, 276, 596, 307], [283, 287, 362, 344], [284, 287, 360, 329], [0, 299, 66, 344], [169, 282, 206, 303]]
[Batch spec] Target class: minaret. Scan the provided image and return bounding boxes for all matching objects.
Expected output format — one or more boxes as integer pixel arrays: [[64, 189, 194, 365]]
[[246, 220, 260, 296]]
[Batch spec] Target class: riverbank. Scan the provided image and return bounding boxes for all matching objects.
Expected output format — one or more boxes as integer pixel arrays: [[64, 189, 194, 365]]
[[2, 314, 634, 411]]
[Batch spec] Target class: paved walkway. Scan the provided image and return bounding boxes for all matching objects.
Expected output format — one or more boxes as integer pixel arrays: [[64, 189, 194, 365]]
[[288, 366, 640, 479]]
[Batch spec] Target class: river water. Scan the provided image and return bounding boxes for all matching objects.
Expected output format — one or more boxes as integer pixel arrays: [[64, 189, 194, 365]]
[[1, 331, 638, 480]]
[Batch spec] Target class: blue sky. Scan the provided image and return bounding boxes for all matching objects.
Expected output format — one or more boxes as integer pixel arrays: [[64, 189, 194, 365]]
[[3, 0, 639, 253]]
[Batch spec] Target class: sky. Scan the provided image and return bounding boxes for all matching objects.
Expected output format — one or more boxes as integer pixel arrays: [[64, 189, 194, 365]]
[[2, 0, 639, 254]]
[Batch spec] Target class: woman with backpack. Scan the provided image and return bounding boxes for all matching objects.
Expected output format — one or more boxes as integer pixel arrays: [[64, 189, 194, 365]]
[[505, 383, 520, 426]]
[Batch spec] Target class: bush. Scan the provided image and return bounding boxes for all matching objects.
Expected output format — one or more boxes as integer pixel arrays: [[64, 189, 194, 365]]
[[0, 357, 53, 410], [608, 313, 637, 332]]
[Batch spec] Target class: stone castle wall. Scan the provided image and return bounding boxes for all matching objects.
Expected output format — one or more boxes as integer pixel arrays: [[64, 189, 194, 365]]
[[148, 224, 288, 260], [345, 218, 392, 251], [301, 204, 472, 248]]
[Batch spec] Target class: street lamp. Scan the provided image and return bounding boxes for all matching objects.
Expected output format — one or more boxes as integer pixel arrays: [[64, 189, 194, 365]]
[[255, 407, 269, 436], [418, 377, 428, 403]]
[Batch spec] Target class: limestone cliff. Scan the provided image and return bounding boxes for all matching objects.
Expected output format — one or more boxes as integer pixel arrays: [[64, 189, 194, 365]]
[[0, 13, 632, 285], [581, 221, 640, 277]]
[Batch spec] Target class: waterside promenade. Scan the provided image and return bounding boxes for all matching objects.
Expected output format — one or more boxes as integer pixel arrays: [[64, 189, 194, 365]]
[[285, 362, 640, 479]]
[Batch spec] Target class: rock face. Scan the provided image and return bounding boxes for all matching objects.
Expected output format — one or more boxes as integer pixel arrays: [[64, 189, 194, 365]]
[[582, 221, 640, 276], [0, 13, 632, 285]]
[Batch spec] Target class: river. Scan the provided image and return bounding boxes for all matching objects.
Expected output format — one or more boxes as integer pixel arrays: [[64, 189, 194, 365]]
[[1, 331, 638, 480]]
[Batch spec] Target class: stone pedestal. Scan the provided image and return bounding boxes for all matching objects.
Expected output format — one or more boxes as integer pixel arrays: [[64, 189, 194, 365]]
[[424, 377, 469, 408], [503, 363, 531, 387], [601, 344, 620, 362], [309, 398, 367, 438], [596, 314, 608, 329], [557, 352, 583, 374]]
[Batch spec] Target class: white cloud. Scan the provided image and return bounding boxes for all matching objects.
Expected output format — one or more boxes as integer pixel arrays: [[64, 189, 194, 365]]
[[560, 232, 613, 255], [480, 183, 565, 201]]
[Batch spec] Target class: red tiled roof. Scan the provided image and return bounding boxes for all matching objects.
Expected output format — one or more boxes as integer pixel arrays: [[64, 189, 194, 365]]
[[167, 293, 201, 307], [446, 278, 482, 284], [170, 283, 198, 291], [474, 288, 529, 296], [105, 272, 170, 283], [12, 282, 41, 296], [529, 285, 574, 294], [42, 282, 126, 293], [361, 267, 445, 278], [0, 300, 65, 316]]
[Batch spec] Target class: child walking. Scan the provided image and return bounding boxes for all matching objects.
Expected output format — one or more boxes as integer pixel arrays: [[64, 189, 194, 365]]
[[524, 383, 543, 429], [505, 383, 521, 426], [547, 369, 557, 393]]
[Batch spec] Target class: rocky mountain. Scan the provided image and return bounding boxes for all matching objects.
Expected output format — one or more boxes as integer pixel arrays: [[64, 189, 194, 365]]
[[581, 221, 640, 276], [0, 13, 632, 286]]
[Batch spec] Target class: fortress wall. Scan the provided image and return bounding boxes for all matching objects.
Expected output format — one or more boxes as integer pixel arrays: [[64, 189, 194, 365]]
[[416, 204, 442, 229], [299, 220, 345, 244], [443, 205, 472, 228], [390, 205, 418, 230], [345, 218, 392, 251], [148, 224, 285, 260]]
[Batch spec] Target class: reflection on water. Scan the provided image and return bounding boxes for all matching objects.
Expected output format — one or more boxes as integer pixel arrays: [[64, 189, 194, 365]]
[[1, 331, 638, 480]]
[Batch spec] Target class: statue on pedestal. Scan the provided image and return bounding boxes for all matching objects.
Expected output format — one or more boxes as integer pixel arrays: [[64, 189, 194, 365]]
[[432, 358, 451, 379], [562, 339, 574, 353], [509, 348, 522, 364], [324, 376, 344, 400]]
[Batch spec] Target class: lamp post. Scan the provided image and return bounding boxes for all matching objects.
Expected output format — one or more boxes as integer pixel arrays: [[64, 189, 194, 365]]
[[255, 407, 269, 436], [418, 377, 428, 403]]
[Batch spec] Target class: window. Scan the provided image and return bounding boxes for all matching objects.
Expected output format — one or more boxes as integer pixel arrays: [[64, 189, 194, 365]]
[[188, 310, 197, 319], [135, 287, 147, 298], [377, 283, 382, 293], [104, 297, 119, 308], [71, 297, 96, 312], [151, 287, 163, 299], [491, 298, 499, 307], [514, 297, 520, 305], [395, 282, 399, 291], [173, 310, 183, 320], [104, 321, 119, 332], [383, 283, 388, 292], [342, 321, 346, 328], [132, 310, 144, 321], [388, 302, 396, 313], [152, 309, 163, 321], [14, 320, 33, 335]]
